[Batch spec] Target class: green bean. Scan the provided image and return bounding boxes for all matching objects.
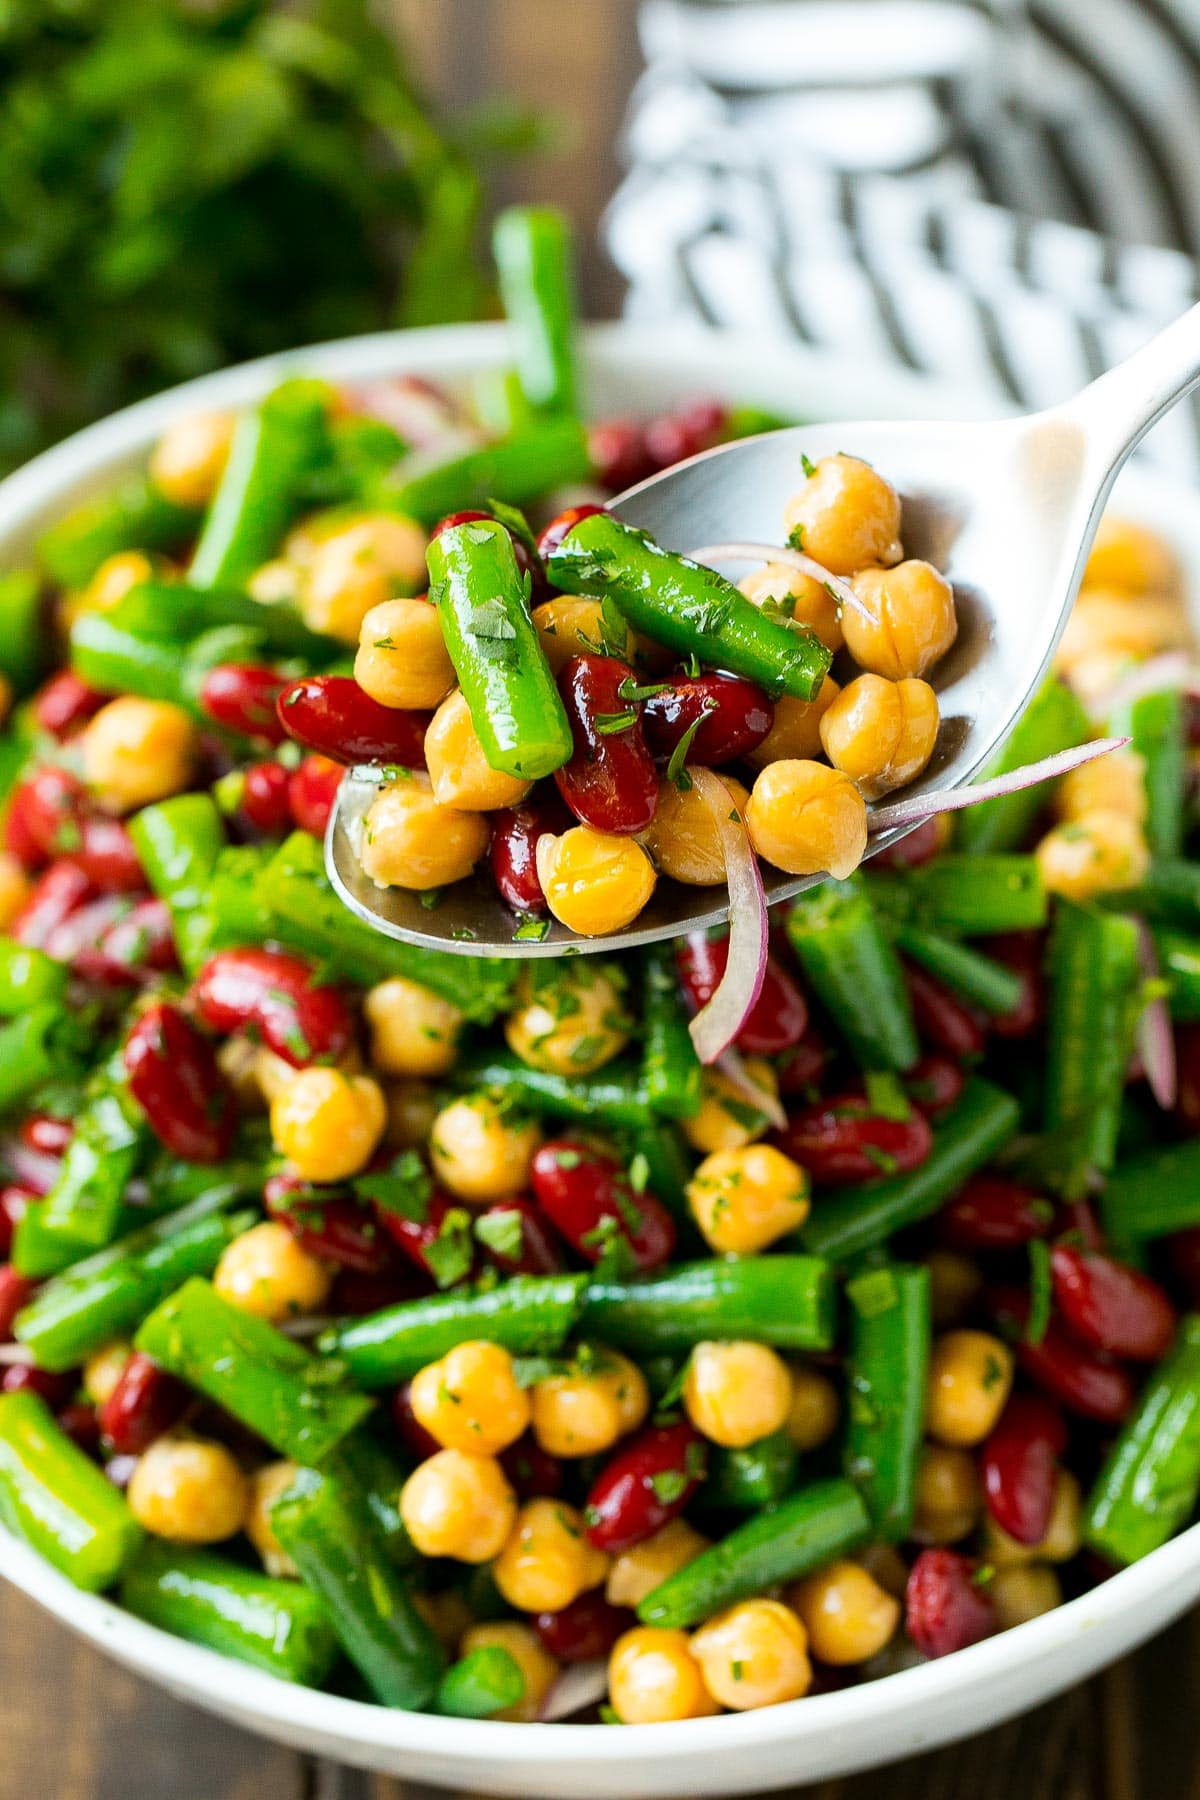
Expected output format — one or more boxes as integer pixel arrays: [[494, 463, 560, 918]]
[[801, 1078, 1020, 1262], [892, 924, 1023, 1015], [697, 1430, 799, 1512], [324, 1431, 417, 1570], [956, 678, 1090, 854], [640, 945, 702, 1119], [16, 1076, 147, 1274], [545, 513, 832, 702], [189, 379, 331, 589], [71, 609, 191, 711], [1152, 927, 1200, 1022], [0, 936, 68, 1015], [637, 1478, 871, 1629], [0, 1003, 89, 1116], [1084, 1316, 1200, 1566], [1045, 902, 1140, 1198], [115, 578, 331, 661], [869, 855, 1047, 936], [0, 570, 46, 695], [786, 879, 918, 1072], [436, 1646, 525, 1719], [119, 1541, 338, 1686], [615, 1121, 695, 1224], [0, 1392, 143, 1591], [1103, 859, 1200, 929], [270, 1465, 444, 1708], [1100, 1139, 1200, 1243], [321, 1274, 587, 1389], [579, 1257, 835, 1355], [493, 205, 579, 418], [843, 1264, 930, 1540], [298, 416, 407, 508], [14, 1196, 255, 1372], [452, 1050, 651, 1128], [137, 1278, 373, 1462], [1111, 687, 1185, 860], [36, 471, 200, 590], [384, 416, 591, 525], [128, 794, 227, 974], [428, 518, 572, 781]]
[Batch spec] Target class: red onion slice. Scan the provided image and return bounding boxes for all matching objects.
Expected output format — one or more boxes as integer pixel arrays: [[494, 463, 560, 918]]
[[867, 737, 1130, 834], [0, 1344, 34, 1366], [1134, 920, 1176, 1111], [714, 1047, 788, 1131], [538, 1659, 609, 1722], [685, 540, 873, 624], [686, 769, 769, 1064], [1086, 651, 1199, 720]]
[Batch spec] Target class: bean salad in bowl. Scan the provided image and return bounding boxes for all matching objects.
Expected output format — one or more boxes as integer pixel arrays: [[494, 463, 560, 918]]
[[0, 206, 1199, 1737]]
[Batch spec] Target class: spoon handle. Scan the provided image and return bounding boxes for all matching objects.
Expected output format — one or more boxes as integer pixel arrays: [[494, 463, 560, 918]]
[[1058, 299, 1200, 481]]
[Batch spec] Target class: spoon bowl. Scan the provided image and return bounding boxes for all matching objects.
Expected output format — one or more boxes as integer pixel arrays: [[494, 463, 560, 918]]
[[328, 306, 1200, 955]]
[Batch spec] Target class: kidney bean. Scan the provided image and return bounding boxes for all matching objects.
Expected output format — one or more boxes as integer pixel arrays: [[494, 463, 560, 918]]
[[500, 1434, 565, 1501], [99, 1352, 190, 1456], [642, 672, 774, 768], [905, 1550, 996, 1659], [587, 419, 652, 492], [490, 796, 573, 913], [1050, 1245, 1176, 1362], [537, 503, 607, 566], [475, 1197, 563, 1275], [987, 932, 1045, 1040], [276, 675, 428, 768], [2, 1363, 75, 1406], [534, 1592, 635, 1663], [3, 1141, 60, 1197], [288, 755, 344, 837], [264, 1172, 392, 1274], [584, 1421, 705, 1553], [391, 1381, 442, 1459], [905, 1054, 965, 1119], [981, 1392, 1067, 1546], [774, 1090, 933, 1187], [190, 946, 354, 1069], [904, 962, 986, 1059], [45, 893, 139, 974], [871, 816, 947, 870], [11, 860, 95, 948], [123, 1001, 238, 1164], [58, 1400, 102, 1456], [376, 1188, 477, 1285], [199, 663, 289, 743], [6, 767, 90, 866], [0, 1186, 34, 1257], [776, 1029, 831, 1095], [429, 509, 493, 539], [1176, 1023, 1200, 1136], [938, 1174, 1055, 1252], [331, 1264, 431, 1316], [1169, 1226, 1200, 1307], [20, 1114, 72, 1156], [32, 671, 106, 741], [76, 896, 178, 987], [0, 1265, 36, 1341], [644, 399, 728, 472], [530, 1139, 676, 1273], [74, 816, 143, 893], [677, 935, 808, 1056], [553, 655, 658, 836], [240, 761, 294, 834], [989, 1287, 1136, 1423]]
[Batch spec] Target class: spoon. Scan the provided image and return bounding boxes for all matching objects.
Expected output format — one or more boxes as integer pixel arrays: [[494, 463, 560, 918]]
[[327, 302, 1200, 957]]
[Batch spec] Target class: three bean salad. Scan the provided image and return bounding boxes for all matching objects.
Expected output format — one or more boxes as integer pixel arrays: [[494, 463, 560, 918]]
[[0, 206, 1198, 1730]]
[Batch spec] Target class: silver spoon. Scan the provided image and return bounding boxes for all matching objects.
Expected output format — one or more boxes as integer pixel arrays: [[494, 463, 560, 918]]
[[327, 302, 1200, 957]]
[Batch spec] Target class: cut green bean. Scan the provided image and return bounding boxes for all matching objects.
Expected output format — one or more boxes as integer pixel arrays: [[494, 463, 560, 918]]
[[129, 794, 227, 974], [1100, 1139, 1200, 1243], [37, 472, 200, 590], [0, 1003, 89, 1115], [120, 1541, 338, 1685], [640, 945, 702, 1119], [0, 936, 68, 1015], [637, 1478, 871, 1629], [579, 1257, 835, 1355], [0, 570, 46, 694], [71, 609, 191, 711], [1045, 902, 1140, 1198], [843, 1264, 930, 1541], [697, 1430, 799, 1512], [1111, 687, 1185, 860], [892, 925, 1022, 1016], [493, 205, 579, 418], [189, 380, 331, 588], [137, 1279, 373, 1462], [452, 1051, 651, 1128], [1104, 859, 1200, 929], [436, 1646, 525, 1719], [114, 578, 331, 661], [0, 1392, 143, 1591], [801, 1078, 1020, 1262], [1152, 927, 1200, 1022], [786, 879, 918, 1072], [15, 1076, 148, 1275], [384, 416, 591, 525], [324, 1432, 417, 1570], [956, 678, 1090, 854], [869, 855, 1047, 936], [1084, 1316, 1200, 1566], [546, 512, 832, 702]]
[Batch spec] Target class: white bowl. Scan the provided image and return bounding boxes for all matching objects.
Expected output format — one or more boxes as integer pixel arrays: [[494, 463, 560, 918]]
[[1, 321, 1197, 1797]]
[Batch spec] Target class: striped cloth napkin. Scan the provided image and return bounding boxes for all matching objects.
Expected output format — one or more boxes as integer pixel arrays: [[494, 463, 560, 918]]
[[606, 0, 1200, 472]]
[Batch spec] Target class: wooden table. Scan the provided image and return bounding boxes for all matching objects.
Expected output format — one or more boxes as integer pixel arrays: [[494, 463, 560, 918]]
[[3, 3, 1199, 1794]]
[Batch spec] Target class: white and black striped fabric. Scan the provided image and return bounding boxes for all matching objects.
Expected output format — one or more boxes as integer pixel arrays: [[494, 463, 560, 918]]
[[606, 0, 1200, 471]]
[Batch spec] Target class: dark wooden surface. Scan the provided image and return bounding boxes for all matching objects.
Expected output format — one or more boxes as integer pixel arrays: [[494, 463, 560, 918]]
[[3, 2, 1199, 1794]]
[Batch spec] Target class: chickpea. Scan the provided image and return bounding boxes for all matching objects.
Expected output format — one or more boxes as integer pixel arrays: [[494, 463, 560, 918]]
[[505, 966, 630, 1076], [984, 1469, 1082, 1567], [739, 564, 844, 654], [429, 1093, 541, 1202], [683, 1058, 780, 1155], [687, 1143, 810, 1254], [270, 1068, 386, 1183], [745, 676, 840, 770], [363, 977, 463, 1079], [149, 411, 236, 508], [1084, 515, 1180, 596], [533, 596, 636, 672], [1055, 750, 1146, 826], [684, 1341, 793, 1449], [213, 1220, 332, 1323], [424, 690, 533, 812], [912, 1443, 982, 1545], [844, 561, 957, 681], [83, 1339, 132, 1407], [746, 760, 868, 880], [462, 1621, 559, 1721], [788, 1560, 900, 1666], [785, 1366, 840, 1453], [857, 1543, 910, 1600], [217, 1037, 268, 1113], [1035, 809, 1149, 902], [691, 1599, 811, 1711], [819, 674, 939, 798], [606, 1518, 712, 1609], [385, 1079, 438, 1149], [926, 1249, 983, 1328], [300, 512, 428, 642], [79, 550, 161, 618], [359, 772, 490, 891], [493, 1498, 609, 1614], [645, 774, 751, 885], [399, 1448, 516, 1563], [608, 1626, 718, 1724], [354, 596, 455, 711], [530, 1346, 649, 1457], [0, 853, 29, 931], [246, 1461, 300, 1578], [927, 1330, 1013, 1447], [81, 697, 197, 813], [409, 1341, 531, 1456], [783, 453, 903, 575], [248, 559, 301, 605], [127, 1436, 248, 1544], [990, 1564, 1062, 1630], [1056, 587, 1190, 674], [535, 826, 657, 936]]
